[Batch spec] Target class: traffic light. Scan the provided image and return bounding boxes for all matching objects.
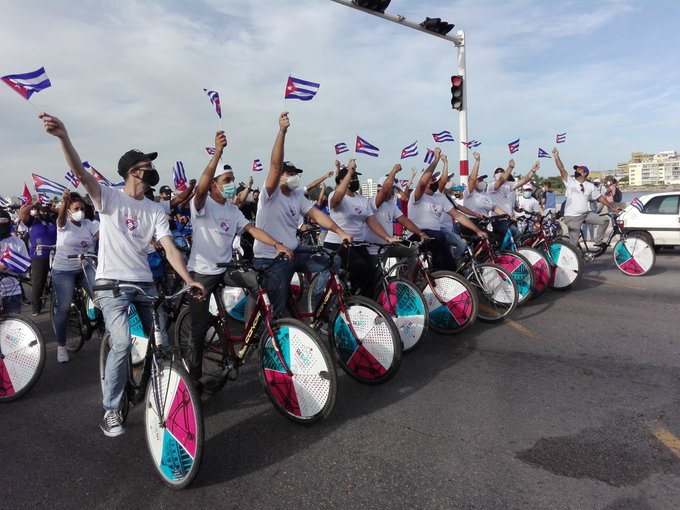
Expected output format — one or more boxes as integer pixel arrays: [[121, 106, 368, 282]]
[[421, 17, 455, 36], [450, 75, 463, 110], [353, 0, 391, 13]]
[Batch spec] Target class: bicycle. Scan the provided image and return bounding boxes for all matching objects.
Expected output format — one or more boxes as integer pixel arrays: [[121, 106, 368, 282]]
[[0, 274, 46, 403], [568, 213, 655, 276], [174, 254, 338, 424], [292, 244, 402, 385], [96, 281, 203, 489], [49, 253, 103, 353], [497, 223, 553, 299]]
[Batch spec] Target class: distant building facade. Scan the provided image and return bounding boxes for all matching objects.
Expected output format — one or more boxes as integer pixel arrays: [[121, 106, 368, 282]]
[[627, 151, 680, 186], [360, 178, 378, 198]]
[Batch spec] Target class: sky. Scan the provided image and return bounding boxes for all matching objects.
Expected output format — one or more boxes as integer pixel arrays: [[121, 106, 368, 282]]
[[2, 0, 680, 197]]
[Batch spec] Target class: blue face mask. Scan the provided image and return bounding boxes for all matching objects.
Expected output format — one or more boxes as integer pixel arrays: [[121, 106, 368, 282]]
[[221, 182, 237, 200]]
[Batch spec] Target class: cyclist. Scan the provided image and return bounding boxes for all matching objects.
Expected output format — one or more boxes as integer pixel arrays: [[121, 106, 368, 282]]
[[253, 112, 351, 317], [51, 189, 99, 363], [0, 209, 30, 314], [40, 112, 204, 438], [187, 130, 292, 388], [552, 147, 621, 247]]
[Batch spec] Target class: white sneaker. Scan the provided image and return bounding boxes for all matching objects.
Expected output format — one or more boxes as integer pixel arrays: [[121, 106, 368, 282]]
[[57, 346, 69, 363]]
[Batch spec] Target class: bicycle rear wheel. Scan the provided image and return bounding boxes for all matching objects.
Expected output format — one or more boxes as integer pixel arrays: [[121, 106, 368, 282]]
[[328, 295, 402, 384], [419, 270, 478, 335], [466, 263, 518, 322], [98, 332, 131, 422], [515, 246, 552, 298], [144, 359, 203, 489], [259, 318, 337, 424], [0, 314, 45, 402], [496, 251, 535, 306], [543, 240, 583, 291], [376, 278, 429, 353], [613, 236, 655, 276]]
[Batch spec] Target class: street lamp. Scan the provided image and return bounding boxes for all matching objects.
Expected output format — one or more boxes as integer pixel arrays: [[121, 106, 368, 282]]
[[328, 0, 471, 184]]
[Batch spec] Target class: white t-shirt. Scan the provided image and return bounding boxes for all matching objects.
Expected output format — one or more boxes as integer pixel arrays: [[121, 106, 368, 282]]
[[437, 193, 456, 232], [488, 180, 519, 216], [517, 196, 541, 217], [94, 185, 171, 281], [563, 177, 600, 216], [253, 186, 313, 258], [326, 191, 372, 244], [52, 219, 99, 271], [408, 191, 452, 231], [463, 188, 495, 216], [0, 236, 29, 297], [188, 196, 249, 275], [364, 196, 403, 254]]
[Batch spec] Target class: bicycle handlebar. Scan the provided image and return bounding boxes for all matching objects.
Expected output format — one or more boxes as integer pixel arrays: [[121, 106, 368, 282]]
[[93, 281, 198, 302]]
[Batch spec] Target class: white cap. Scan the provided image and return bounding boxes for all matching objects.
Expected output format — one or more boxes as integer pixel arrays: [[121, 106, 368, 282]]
[[214, 165, 234, 178]]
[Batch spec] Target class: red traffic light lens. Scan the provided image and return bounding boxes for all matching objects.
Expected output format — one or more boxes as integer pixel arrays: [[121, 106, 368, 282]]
[[451, 75, 463, 87]]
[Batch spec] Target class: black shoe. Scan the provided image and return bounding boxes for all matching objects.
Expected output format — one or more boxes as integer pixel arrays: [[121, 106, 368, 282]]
[[100, 410, 125, 437]]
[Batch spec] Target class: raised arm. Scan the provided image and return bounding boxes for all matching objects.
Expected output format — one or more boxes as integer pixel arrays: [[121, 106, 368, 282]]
[[317, 184, 327, 207], [170, 179, 196, 208], [235, 175, 253, 207], [552, 147, 568, 182], [330, 159, 356, 209], [467, 151, 481, 193], [493, 159, 515, 190], [305, 171, 334, 192], [57, 189, 70, 228], [193, 131, 227, 211], [515, 161, 539, 189], [438, 154, 449, 193], [39, 113, 101, 206], [399, 167, 417, 201], [264, 112, 290, 196], [376, 164, 402, 208], [414, 148, 441, 202]]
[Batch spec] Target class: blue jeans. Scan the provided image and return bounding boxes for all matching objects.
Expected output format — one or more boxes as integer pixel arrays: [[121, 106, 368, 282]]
[[52, 266, 95, 346], [253, 245, 336, 317], [96, 280, 157, 412], [441, 229, 468, 259]]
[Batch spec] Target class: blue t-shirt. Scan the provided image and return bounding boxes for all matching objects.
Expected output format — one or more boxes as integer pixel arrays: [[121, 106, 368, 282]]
[[544, 190, 556, 209], [26, 216, 57, 259]]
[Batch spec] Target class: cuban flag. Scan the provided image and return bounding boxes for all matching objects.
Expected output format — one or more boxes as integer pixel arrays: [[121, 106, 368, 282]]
[[631, 197, 644, 212], [424, 149, 435, 165], [0, 195, 10, 208], [1, 245, 31, 273], [538, 148, 551, 158], [204, 89, 222, 118], [285, 76, 320, 101], [252, 159, 263, 172], [205, 147, 216, 156], [399, 179, 409, 189], [31, 173, 67, 196], [432, 131, 454, 143], [461, 140, 481, 148], [400, 141, 418, 160], [508, 139, 520, 154], [65, 171, 80, 188], [173, 161, 188, 191], [1, 67, 51, 100], [19, 183, 33, 205], [355, 136, 380, 157], [335, 142, 349, 155], [83, 161, 113, 187], [556, 133, 567, 144], [38, 193, 51, 206]]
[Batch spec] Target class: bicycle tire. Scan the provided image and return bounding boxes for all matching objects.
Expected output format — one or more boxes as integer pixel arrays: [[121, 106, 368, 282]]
[[466, 263, 518, 322], [543, 240, 583, 291], [328, 295, 402, 385], [174, 305, 230, 393], [515, 246, 552, 298], [376, 278, 429, 353], [144, 359, 203, 489], [50, 289, 88, 353], [304, 273, 338, 321], [613, 236, 655, 276], [419, 270, 478, 335], [0, 314, 45, 403], [496, 251, 535, 306], [259, 318, 337, 424]]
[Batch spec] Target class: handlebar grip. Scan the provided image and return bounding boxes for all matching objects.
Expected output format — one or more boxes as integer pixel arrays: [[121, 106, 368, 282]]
[[93, 282, 117, 292], [66, 254, 81, 259]]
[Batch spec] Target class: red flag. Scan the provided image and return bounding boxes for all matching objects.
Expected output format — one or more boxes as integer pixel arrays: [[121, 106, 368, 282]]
[[20, 183, 33, 205]]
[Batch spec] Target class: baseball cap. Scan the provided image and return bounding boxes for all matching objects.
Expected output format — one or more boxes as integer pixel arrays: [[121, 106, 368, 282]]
[[282, 161, 304, 174], [336, 166, 362, 181], [453, 185, 465, 192], [523, 184, 533, 190], [573, 165, 590, 176], [159, 185, 172, 194], [477, 174, 488, 181], [214, 164, 234, 179], [117, 149, 158, 177]]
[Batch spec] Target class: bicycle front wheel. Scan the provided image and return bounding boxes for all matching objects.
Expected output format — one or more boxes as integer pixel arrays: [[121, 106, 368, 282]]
[[329, 295, 402, 385], [544, 240, 583, 291], [144, 360, 203, 489], [376, 278, 429, 353], [614, 236, 655, 276], [496, 251, 535, 306], [259, 318, 337, 424], [420, 270, 478, 335], [0, 314, 45, 403], [515, 246, 552, 298], [467, 263, 518, 322]]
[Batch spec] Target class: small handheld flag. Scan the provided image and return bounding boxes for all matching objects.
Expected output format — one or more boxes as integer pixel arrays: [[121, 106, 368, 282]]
[[285, 76, 320, 101], [19, 183, 33, 205], [399, 179, 409, 189], [65, 171, 80, 189], [31, 173, 67, 196], [0, 196, 10, 208], [83, 162, 113, 187], [2, 245, 31, 273], [173, 162, 188, 191], [508, 139, 520, 154], [556, 133, 567, 144], [252, 159, 263, 172], [1, 67, 51, 100], [204, 89, 222, 118], [205, 147, 216, 156], [38, 193, 51, 206], [432, 131, 454, 143], [538, 148, 551, 158], [355, 136, 380, 157], [461, 140, 481, 148], [334, 143, 349, 155], [631, 197, 644, 212], [400, 141, 418, 160], [424, 149, 435, 165]]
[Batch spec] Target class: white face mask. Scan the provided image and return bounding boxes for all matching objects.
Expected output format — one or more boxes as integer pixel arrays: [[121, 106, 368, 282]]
[[523, 191, 532, 199], [285, 174, 300, 190], [494, 172, 503, 181], [476, 182, 487, 192], [70, 210, 85, 222]]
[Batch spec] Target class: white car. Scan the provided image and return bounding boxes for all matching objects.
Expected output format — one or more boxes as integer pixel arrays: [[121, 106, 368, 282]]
[[618, 191, 680, 248]]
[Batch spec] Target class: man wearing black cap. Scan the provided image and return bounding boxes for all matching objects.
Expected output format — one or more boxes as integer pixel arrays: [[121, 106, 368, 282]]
[[253, 112, 350, 316], [39, 112, 204, 438], [552, 147, 620, 247]]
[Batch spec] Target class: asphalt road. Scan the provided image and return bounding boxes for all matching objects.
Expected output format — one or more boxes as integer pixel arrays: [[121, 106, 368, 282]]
[[3, 247, 680, 509]]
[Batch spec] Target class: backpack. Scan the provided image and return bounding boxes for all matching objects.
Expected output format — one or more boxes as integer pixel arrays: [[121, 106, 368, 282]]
[[613, 187, 622, 202]]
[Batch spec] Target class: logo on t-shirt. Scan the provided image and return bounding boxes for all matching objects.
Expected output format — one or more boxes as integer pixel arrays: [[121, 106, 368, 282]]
[[430, 203, 442, 216], [289, 206, 296, 218], [125, 218, 138, 232], [354, 207, 363, 215], [219, 218, 231, 233], [80, 240, 89, 248]]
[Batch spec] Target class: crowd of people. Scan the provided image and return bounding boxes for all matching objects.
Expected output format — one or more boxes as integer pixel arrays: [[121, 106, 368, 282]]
[[0, 110, 625, 438]]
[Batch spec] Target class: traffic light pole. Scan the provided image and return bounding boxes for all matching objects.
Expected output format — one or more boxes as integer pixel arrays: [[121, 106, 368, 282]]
[[328, 0, 470, 184]]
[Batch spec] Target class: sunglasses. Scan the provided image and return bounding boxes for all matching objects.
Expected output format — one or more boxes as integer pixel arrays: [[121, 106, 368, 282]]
[[579, 184, 584, 192]]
